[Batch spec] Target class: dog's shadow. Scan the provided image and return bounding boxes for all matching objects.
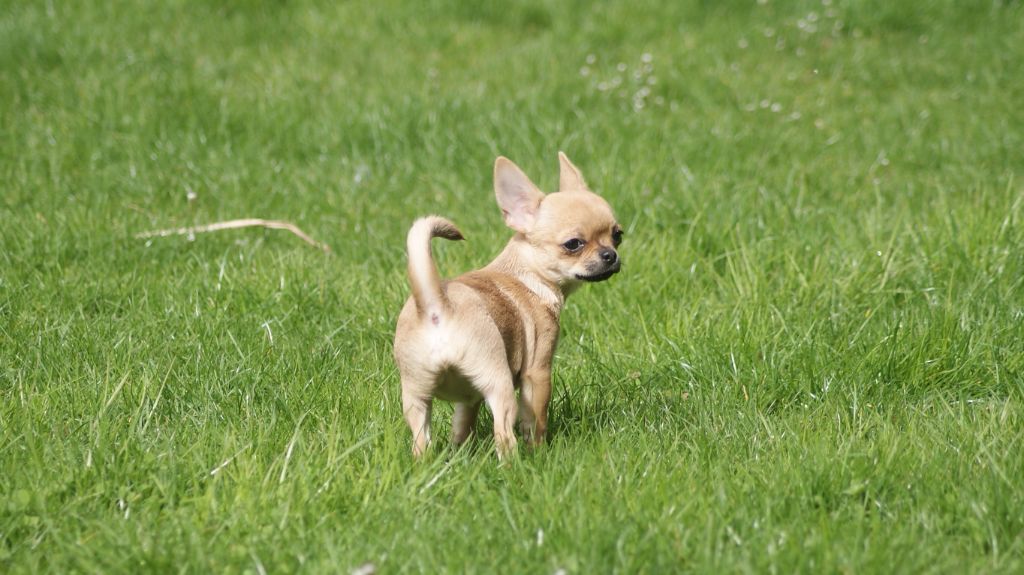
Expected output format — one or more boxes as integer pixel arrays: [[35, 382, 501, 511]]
[[437, 375, 634, 455]]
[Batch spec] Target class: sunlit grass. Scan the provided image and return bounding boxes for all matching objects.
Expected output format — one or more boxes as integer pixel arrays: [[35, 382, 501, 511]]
[[2, 0, 1022, 572]]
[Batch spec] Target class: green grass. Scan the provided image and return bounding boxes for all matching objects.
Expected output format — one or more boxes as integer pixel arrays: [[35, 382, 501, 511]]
[[2, 0, 1023, 572]]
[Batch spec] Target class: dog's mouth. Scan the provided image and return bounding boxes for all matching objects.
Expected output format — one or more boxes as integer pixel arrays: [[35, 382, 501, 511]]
[[575, 265, 620, 282]]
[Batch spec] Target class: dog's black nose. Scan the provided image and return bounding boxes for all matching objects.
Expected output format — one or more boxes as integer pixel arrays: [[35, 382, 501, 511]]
[[599, 248, 618, 264]]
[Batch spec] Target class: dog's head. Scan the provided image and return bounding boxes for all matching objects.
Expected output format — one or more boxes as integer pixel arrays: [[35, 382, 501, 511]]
[[494, 152, 622, 289]]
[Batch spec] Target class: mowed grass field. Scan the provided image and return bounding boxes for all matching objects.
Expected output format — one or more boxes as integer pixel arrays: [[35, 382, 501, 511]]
[[2, 0, 1023, 572]]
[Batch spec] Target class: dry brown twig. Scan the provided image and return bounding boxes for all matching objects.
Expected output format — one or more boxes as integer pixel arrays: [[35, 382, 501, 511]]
[[135, 219, 331, 253]]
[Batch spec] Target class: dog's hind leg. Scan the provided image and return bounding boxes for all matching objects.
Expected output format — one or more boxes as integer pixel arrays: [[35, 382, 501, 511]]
[[482, 376, 518, 460], [402, 389, 433, 458], [518, 369, 552, 447]]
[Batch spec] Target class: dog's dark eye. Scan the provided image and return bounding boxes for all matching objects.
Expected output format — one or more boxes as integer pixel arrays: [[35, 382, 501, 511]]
[[562, 238, 585, 252], [612, 228, 623, 246]]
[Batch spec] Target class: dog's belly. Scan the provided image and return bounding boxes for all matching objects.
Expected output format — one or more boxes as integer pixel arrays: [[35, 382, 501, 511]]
[[434, 369, 482, 402]]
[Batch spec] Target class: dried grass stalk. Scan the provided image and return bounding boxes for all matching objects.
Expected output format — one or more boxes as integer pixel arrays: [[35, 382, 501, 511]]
[[136, 219, 331, 253]]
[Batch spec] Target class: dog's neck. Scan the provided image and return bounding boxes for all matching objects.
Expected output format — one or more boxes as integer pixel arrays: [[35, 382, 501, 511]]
[[486, 235, 575, 314]]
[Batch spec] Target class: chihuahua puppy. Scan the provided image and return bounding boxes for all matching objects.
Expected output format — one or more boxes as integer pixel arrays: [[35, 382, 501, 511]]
[[393, 152, 622, 459]]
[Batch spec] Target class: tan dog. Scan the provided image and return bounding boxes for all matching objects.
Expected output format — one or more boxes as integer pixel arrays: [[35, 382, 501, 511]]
[[393, 152, 623, 459]]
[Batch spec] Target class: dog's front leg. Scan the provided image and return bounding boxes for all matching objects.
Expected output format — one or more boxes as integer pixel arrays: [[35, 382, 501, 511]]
[[451, 400, 482, 446]]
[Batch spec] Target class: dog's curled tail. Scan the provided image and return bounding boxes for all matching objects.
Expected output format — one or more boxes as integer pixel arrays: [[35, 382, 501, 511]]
[[406, 216, 464, 316]]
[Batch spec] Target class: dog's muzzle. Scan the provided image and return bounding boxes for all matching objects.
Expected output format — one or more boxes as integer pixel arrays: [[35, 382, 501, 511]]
[[576, 259, 621, 282]]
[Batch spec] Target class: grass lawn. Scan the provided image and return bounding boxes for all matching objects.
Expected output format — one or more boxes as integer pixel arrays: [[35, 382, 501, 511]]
[[2, 0, 1023, 572]]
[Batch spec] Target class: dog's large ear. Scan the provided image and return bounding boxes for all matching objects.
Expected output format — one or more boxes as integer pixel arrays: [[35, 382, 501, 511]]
[[495, 157, 545, 233], [558, 151, 589, 192]]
